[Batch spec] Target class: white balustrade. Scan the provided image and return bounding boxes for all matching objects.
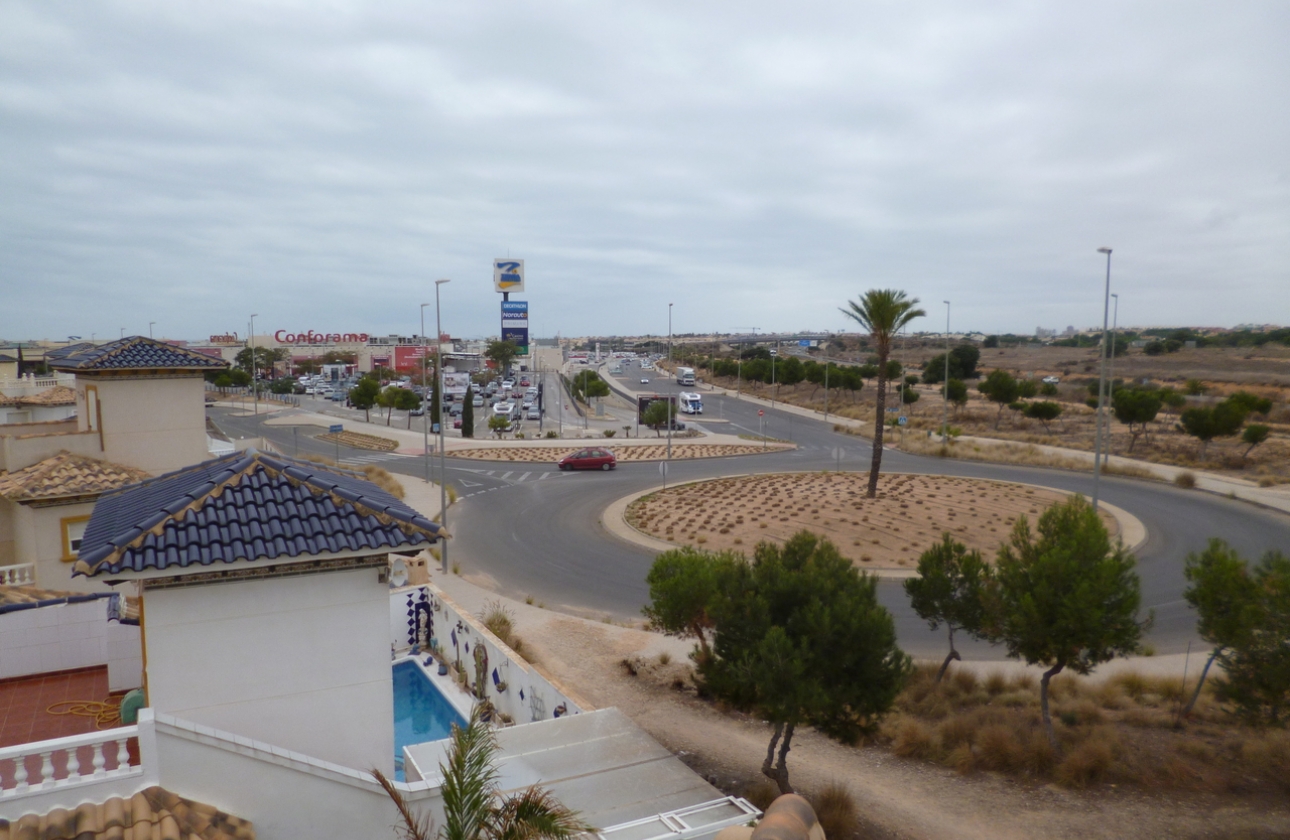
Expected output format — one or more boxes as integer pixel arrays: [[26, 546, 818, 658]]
[[0, 563, 36, 586], [0, 727, 140, 798]]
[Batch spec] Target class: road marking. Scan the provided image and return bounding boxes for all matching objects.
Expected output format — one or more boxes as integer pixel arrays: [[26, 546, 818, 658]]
[[501, 471, 514, 480], [460, 480, 483, 488], [518, 472, 532, 483]]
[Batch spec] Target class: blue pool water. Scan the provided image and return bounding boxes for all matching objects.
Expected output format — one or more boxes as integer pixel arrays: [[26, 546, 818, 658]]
[[393, 659, 468, 780]]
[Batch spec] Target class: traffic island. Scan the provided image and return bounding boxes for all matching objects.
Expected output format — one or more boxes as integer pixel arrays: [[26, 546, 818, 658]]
[[617, 472, 1142, 574]]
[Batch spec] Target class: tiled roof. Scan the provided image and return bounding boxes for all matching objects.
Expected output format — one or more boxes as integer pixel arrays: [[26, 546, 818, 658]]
[[0, 353, 17, 363], [0, 785, 254, 839], [49, 336, 228, 372], [75, 450, 446, 578], [14, 385, 76, 406], [0, 452, 151, 503]]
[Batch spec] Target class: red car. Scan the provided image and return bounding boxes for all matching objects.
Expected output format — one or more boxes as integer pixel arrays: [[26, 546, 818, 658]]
[[557, 447, 617, 471]]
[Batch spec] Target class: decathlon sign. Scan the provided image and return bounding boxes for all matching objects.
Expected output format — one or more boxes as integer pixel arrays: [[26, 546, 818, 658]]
[[501, 301, 529, 349], [494, 259, 524, 293], [274, 330, 370, 345]]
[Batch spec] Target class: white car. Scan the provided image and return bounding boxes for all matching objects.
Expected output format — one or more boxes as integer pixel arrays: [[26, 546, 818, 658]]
[[640, 378, 650, 384], [473, 395, 484, 407], [1041, 376, 1060, 385]]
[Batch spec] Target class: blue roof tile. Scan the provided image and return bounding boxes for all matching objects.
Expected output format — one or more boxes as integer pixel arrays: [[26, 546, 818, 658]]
[[74, 450, 446, 578], [50, 336, 229, 372]]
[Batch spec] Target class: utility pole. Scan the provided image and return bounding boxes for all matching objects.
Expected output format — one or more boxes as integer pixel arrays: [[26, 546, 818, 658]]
[[1105, 293, 1119, 466], [434, 279, 452, 574], [942, 301, 950, 442]]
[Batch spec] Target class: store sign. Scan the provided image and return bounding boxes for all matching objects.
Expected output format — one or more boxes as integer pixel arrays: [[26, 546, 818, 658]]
[[443, 372, 471, 396], [501, 301, 529, 351], [274, 330, 370, 344], [209, 333, 240, 344], [494, 259, 524, 293]]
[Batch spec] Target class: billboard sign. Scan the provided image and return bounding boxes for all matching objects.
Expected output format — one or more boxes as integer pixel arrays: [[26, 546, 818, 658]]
[[494, 259, 524, 293], [442, 372, 471, 396], [501, 301, 529, 353]]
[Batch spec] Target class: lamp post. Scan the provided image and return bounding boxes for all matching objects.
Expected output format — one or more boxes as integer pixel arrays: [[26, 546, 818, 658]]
[[1105, 293, 1119, 466], [1092, 248, 1112, 510], [666, 304, 673, 465], [942, 301, 950, 443], [149, 322, 155, 339], [434, 279, 451, 575], [249, 314, 258, 416], [668, 303, 673, 370], [119, 327, 125, 339], [420, 303, 431, 482]]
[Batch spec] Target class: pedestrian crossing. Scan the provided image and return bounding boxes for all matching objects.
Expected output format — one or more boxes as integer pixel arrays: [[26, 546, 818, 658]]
[[340, 451, 418, 465], [459, 467, 563, 484]]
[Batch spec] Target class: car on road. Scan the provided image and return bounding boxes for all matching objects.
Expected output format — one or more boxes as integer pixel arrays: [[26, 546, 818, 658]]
[[557, 447, 617, 471], [526, 406, 540, 420], [409, 407, 424, 416], [473, 395, 484, 407], [502, 379, 515, 391], [1042, 376, 1060, 385], [453, 416, 463, 429], [640, 378, 650, 384]]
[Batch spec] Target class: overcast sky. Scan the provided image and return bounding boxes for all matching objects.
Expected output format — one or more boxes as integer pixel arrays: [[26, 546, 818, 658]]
[[3, 2, 1288, 343]]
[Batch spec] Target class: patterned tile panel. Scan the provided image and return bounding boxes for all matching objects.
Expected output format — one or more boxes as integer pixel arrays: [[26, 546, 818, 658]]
[[0, 452, 151, 502]]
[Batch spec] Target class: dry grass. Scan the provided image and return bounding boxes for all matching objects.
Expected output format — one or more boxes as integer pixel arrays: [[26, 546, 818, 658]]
[[881, 664, 1288, 795], [480, 600, 523, 653], [807, 782, 860, 840], [362, 465, 405, 499]]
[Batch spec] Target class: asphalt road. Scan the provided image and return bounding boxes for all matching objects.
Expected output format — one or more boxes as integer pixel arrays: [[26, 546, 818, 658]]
[[213, 373, 1290, 659]]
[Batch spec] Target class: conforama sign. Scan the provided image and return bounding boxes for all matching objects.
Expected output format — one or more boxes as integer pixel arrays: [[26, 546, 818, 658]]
[[274, 330, 370, 344]]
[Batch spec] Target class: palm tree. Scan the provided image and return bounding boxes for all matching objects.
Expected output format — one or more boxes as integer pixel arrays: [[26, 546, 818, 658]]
[[841, 289, 926, 497], [374, 705, 592, 840]]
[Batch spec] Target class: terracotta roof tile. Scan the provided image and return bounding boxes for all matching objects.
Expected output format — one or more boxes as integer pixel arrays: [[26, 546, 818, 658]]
[[0, 785, 255, 839], [0, 452, 151, 503], [14, 385, 76, 406], [50, 336, 228, 372]]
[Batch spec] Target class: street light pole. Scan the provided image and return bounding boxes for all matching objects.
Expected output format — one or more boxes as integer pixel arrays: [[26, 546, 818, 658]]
[[420, 303, 431, 482], [942, 301, 950, 443], [435, 279, 451, 574], [667, 304, 673, 464], [149, 321, 155, 339], [1105, 293, 1119, 466], [1092, 248, 1112, 510], [249, 314, 258, 416]]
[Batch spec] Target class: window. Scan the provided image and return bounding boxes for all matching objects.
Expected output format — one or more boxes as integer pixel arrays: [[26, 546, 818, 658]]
[[61, 516, 90, 561]]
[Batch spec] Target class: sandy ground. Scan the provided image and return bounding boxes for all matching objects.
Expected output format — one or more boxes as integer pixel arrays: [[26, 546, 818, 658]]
[[430, 569, 1290, 840], [625, 473, 1121, 570]]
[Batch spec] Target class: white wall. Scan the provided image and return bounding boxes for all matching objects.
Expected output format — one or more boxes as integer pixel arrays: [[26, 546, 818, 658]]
[[80, 376, 208, 474], [0, 597, 142, 691], [148, 710, 444, 840], [145, 567, 395, 774]]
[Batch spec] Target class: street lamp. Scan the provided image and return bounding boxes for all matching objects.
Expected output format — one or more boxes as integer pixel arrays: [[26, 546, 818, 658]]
[[668, 303, 673, 369], [149, 321, 155, 339], [942, 301, 950, 443], [434, 279, 451, 575], [119, 327, 125, 339], [249, 314, 259, 416], [1092, 248, 1112, 510], [420, 303, 432, 482], [1106, 293, 1119, 466]]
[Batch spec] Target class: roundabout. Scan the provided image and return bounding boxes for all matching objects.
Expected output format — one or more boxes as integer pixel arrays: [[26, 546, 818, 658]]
[[213, 395, 1290, 659], [617, 472, 1142, 573]]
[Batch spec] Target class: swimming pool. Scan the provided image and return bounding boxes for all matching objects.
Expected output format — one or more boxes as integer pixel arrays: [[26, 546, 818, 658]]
[[393, 659, 468, 780]]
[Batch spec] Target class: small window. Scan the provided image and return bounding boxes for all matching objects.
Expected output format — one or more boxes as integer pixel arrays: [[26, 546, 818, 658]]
[[62, 517, 90, 561]]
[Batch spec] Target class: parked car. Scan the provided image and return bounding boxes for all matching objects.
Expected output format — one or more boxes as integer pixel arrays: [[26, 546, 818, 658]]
[[453, 416, 463, 429], [526, 406, 540, 420], [639, 378, 650, 384], [557, 448, 617, 471], [473, 395, 484, 407], [519, 377, 531, 387], [409, 407, 425, 416], [1042, 376, 1060, 385]]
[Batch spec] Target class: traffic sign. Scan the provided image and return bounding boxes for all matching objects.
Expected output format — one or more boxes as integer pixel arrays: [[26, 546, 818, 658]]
[[758, 409, 764, 416], [897, 416, 908, 426], [658, 462, 669, 476], [329, 424, 343, 433]]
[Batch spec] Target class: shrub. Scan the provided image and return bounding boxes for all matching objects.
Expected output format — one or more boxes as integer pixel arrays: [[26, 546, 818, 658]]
[[481, 600, 516, 647], [1055, 731, 1117, 787], [603, 429, 616, 438], [808, 782, 858, 840], [1174, 471, 1197, 489], [891, 718, 938, 760], [545, 430, 558, 438]]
